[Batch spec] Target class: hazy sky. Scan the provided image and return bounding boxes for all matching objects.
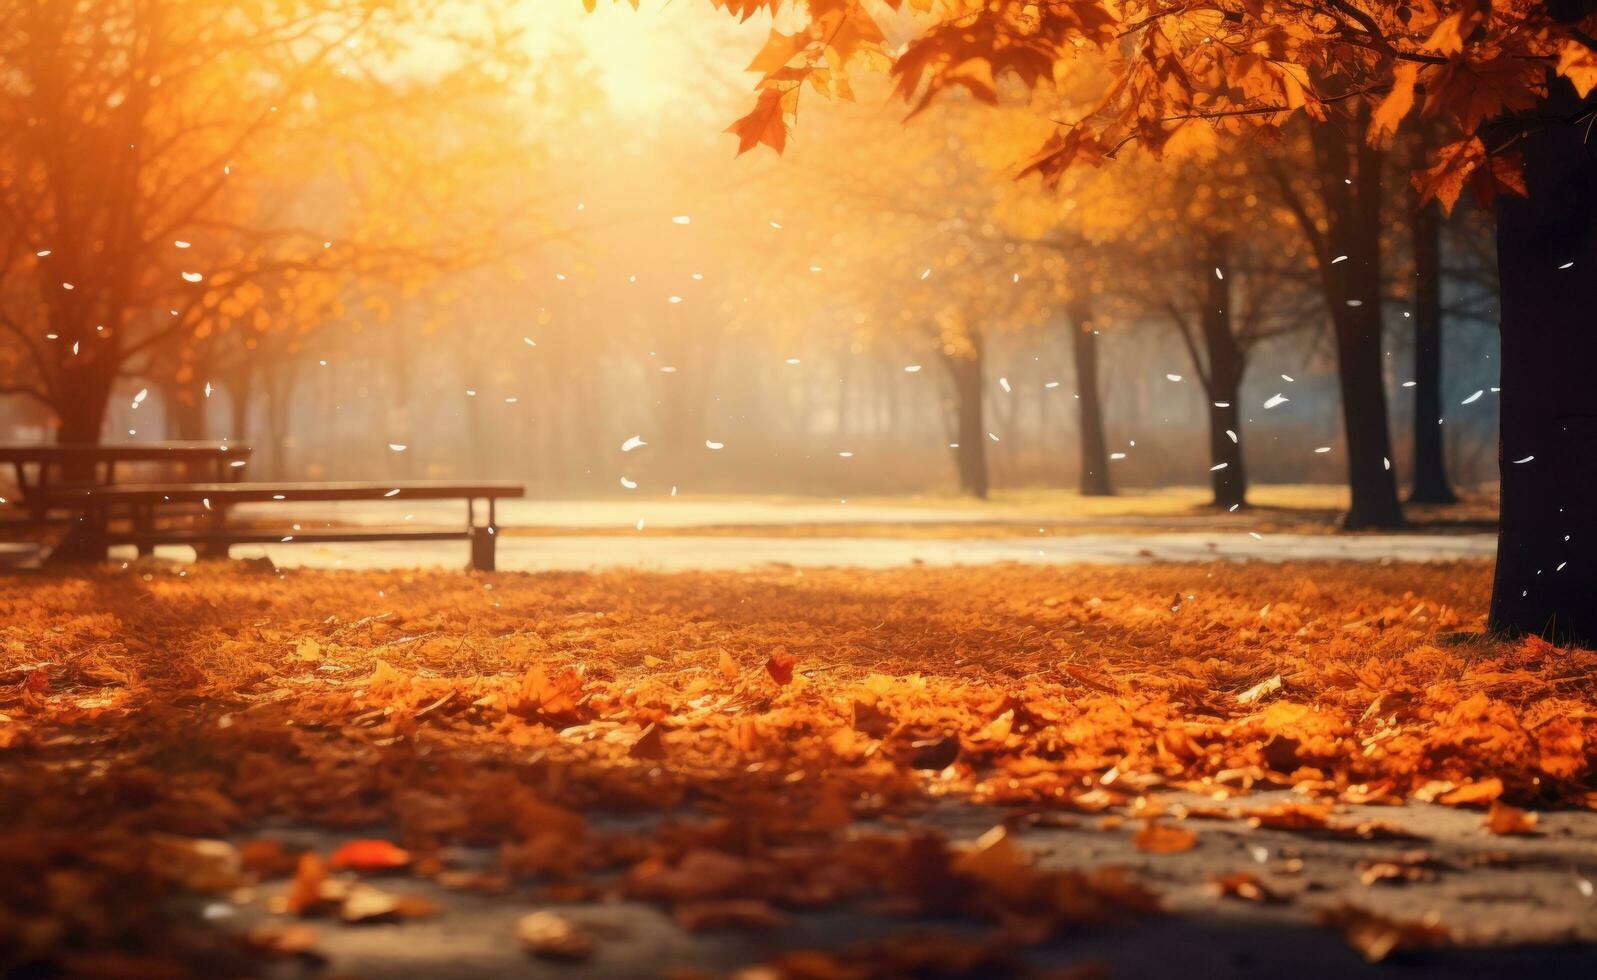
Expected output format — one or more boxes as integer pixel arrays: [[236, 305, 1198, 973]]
[[521, 0, 768, 118]]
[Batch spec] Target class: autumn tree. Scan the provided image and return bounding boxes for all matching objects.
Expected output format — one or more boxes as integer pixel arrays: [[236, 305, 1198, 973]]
[[0, 0, 515, 445], [657, 0, 1597, 642], [1091, 146, 1321, 509]]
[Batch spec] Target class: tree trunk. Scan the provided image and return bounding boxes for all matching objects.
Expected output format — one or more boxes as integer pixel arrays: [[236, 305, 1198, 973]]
[[1199, 250, 1248, 509], [166, 386, 208, 441], [940, 349, 989, 499], [54, 356, 116, 446], [1489, 76, 1597, 645], [1409, 132, 1458, 504], [1310, 108, 1405, 529], [1068, 298, 1112, 496]]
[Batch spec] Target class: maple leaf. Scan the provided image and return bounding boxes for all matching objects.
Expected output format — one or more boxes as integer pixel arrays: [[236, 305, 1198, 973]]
[[1558, 39, 1597, 98], [1368, 62, 1420, 146], [1413, 136, 1485, 212], [726, 87, 789, 156]]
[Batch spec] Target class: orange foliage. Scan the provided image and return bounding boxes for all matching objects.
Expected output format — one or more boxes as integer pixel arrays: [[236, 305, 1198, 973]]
[[2, 559, 1595, 969]]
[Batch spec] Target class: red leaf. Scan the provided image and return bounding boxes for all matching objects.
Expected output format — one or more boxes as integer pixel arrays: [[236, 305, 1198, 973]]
[[329, 839, 412, 872], [764, 648, 796, 685]]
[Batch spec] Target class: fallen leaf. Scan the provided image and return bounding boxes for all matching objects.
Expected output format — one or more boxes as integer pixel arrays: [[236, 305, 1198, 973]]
[[1484, 800, 1538, 836], [675, 898, 789, 931], [329, 839, 411, 872], [517, 911, 593, 961], [1236, 674, 1282, 704], [1132, 821, 1197, 854], [764, 648, 796, 685]]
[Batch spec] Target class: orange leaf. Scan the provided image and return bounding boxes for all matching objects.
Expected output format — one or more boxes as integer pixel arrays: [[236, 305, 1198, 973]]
[[1368, 62, 1419, 146], [764, 648, 796, 685], [1484, 800, 1538, 836], [329, 839, 412, 872], [1438, 777, 1503, 808], [1132, 820, 1197, 854], [726, 88, 788, 156]]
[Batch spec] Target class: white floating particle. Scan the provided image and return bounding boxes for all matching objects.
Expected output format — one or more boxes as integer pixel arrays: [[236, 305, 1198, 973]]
[[1012, 273, 1020, 283], [620, 477, 637, 489], [1263, 393, 1288, 409], [999, 377, 1011, 393], [132, 388, 148, 406], [1558, 261, 1575, 270], [1384, 456, 1391, 470], [1346, 299, 1363, 307], [1402, 380, 1417, 387], [182, 271, 203, 283], [838, 451, 854, 458], [1110, 452, 1127, 460], [1214, 401, 1230, 408], [670, 486, 678, 496], [1214, 267, 1224, 280], [35, 249, 51, 257], [660, 366, 676, 373], [388, 443, 407, 452], [785, 357, 800, 365], [63, 282, 74, 290], [1314, 446, 1331, 454], [1331, 255, 1348, 264], [621, 436, 646, 452], [1166, 373, 1183, 382], [904, 365, 922, 373], [1557, 562, 1568, 572], [635, 518, 646, 531], [987, 432, 1000, 442], [672, 215, 690, 224], [920, 268, 931, 280], [1281, 374, 1295, 382], [1249, 531, 1264, 540], [1512, 455, 1535, 464], [1226, 430, 1238, 443], [384, 489, 400, 497], [523, 337, 537, 347], [175, 241, 191, 249], [1210, 462, 1229, 471], [667, 295, 682, 304], [705, 440, 724, 450], [1045, 381, 1060, 389], [204, 382, 213, 398], [808, 265, 823, 273], [769, 221, 782, 229], [1461, 389, 1484, 405], [465, 388, 476, 396]]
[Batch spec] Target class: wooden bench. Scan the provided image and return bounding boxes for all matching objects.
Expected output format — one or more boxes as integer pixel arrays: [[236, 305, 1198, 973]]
[[42, 481, 524, 571], [1, 442, 251, 522]]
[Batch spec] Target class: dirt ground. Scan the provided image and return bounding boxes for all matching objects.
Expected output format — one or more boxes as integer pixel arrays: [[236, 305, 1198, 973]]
[[2, 558, 1593, 978]]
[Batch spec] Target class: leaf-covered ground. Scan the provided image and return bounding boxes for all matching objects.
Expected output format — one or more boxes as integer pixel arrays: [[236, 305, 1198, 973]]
[[1, 559, 1594, 977]]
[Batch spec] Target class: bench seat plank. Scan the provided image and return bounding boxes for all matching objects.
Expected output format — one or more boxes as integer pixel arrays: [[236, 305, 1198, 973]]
[[110, 529, 473, 547], [41, 481, 525, 505]]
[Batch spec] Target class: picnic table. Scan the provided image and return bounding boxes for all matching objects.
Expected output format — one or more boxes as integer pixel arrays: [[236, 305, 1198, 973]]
[[0, 441, 251, 520]]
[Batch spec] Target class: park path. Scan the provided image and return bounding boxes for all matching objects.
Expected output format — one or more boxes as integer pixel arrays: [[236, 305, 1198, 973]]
[[227, 528, 1496, 572]]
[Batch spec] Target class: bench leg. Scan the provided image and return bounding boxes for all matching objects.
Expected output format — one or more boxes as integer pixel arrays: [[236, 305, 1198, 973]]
[[198, 504, 231, 560], [470, 525, 496, 572], [48, 510, 108, 565]]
